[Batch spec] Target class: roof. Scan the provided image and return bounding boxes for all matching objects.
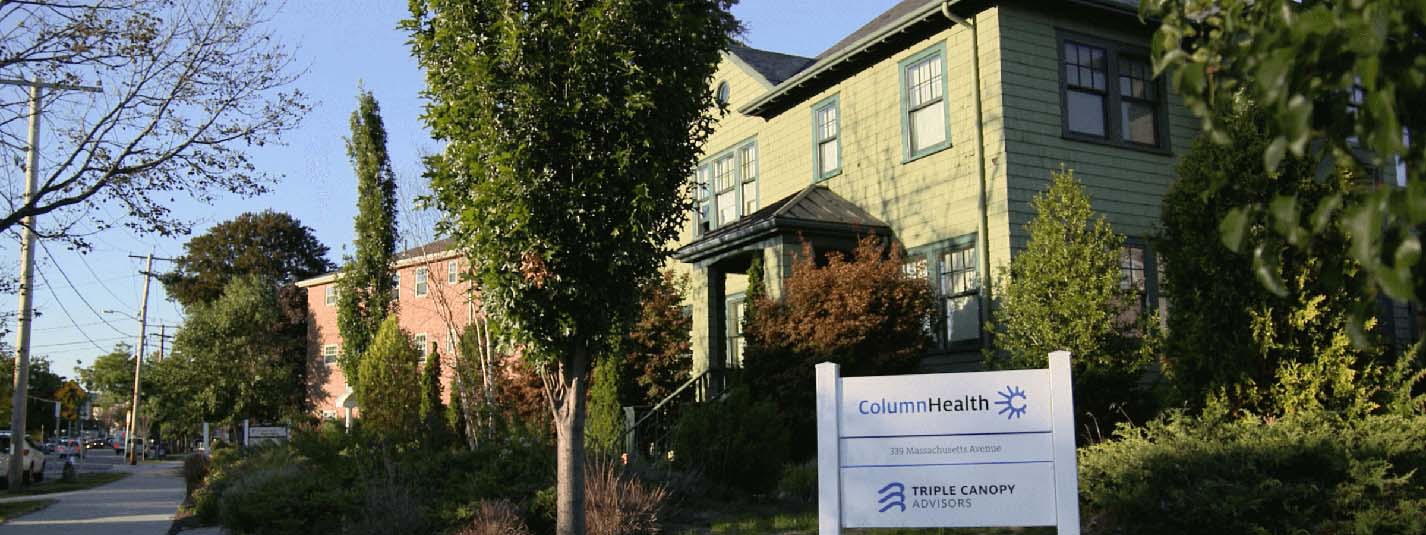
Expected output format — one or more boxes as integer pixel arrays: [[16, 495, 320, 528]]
[[728, 45, 814, 85], [675, 185, 890, 263], [295, 237, 460, 287], [813, 0, 935, 63]]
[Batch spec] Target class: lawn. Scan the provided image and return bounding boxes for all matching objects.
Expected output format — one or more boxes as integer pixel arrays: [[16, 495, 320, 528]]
[[9, 472, 129, 496], [0, 499, 55, 523]]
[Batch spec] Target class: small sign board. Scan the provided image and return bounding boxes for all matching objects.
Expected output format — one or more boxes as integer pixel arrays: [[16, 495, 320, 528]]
[[247, 426, 289, 446], [816, 351, 1080, 533]]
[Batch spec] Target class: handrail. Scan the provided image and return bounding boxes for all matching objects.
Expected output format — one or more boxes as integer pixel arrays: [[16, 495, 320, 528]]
[[624, 369, 710, 437]]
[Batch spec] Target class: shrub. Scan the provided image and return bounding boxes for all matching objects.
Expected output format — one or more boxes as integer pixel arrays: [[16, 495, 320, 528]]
[[1079, 410, 1426, 534], [358, 314, 423, 440], [344, 458, 432, 535], [455, 499, 532, 535], [987, 167, 1158, 430], [215, 450, 347, 534], [586, 353, 627, 456], [183, 453, 209, 500], [622, 270, 693, 405], [671, 387, 789, 494], [584, 460, 669, 535], [776, 461, 817, 504], [743, 235, 933, 458]]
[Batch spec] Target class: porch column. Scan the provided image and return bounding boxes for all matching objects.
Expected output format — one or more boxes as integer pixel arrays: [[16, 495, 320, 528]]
[[704, 266, 726, 397]]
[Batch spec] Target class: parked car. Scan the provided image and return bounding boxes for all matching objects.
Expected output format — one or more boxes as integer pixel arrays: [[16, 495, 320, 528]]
[[55, 439, 82, 458], [0, 432, 46, 484], [87, 438, 109, 449]]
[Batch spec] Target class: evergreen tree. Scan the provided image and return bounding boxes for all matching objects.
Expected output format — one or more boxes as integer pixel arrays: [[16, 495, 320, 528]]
[[358, 315, 421, 440], [419, 346, 451, 447], [987, 168, 1156, 425], [584, 353, 626, 456], [336, 90, 399, 390], [1157, 100, 1386, 414]]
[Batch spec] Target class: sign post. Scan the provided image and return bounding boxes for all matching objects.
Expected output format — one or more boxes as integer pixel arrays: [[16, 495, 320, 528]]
[[816, 350, 1079, 533]]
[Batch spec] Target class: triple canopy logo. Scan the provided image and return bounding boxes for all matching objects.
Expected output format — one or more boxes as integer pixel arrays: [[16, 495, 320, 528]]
[[877, 482, 906, 513], [994, 385, 1027, 419]]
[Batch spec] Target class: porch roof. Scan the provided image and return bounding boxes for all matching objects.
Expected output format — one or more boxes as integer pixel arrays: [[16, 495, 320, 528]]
[[673, 185, 891, 265]]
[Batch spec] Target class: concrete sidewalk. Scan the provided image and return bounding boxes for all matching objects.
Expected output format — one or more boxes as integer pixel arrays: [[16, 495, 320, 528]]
[[0, 460, 184, 535]]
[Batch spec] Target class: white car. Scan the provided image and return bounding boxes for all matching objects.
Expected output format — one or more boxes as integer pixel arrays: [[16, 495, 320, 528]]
[[0, 432, 46, 484]]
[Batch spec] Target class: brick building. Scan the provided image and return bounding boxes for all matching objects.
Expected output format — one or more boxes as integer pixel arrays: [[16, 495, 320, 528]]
[[297, 239, 474, 424]]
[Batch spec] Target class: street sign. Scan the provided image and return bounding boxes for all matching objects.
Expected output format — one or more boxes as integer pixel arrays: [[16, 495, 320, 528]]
[[816, 351, 1080, 534]]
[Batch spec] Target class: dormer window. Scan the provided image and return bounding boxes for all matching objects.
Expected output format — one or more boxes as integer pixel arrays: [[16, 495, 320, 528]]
[[715, 81, 730, 106]]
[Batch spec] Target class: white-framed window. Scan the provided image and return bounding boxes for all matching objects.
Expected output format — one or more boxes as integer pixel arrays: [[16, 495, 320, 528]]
[[726, 295, 746, 369], [692, 138, 759, 235], [321, 344, 339, 365], [813, 95, 841, 181], [414, 267, 430, 297], [715, 80, 730, 106], [324, 285, 337, 306], [415, 333, 429, 363], [392, 273, 400, 301], [940, 245, 980, 343], [901, 43, 949, 160], [447, 260, 459, 284]]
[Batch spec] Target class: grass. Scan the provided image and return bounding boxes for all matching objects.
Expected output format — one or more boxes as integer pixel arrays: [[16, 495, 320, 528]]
[[0, 499, 55, 523], [8, 471, 129, 496]]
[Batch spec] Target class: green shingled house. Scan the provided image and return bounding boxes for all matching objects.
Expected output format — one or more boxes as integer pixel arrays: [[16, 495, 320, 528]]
[[667, 0, 1410, 392]]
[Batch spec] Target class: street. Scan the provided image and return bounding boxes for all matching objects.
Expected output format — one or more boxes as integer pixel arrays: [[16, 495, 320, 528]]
[[0, 452, 185, 535]]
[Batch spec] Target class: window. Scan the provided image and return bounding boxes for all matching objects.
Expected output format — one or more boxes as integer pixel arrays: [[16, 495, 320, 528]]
[[1119, 245, 1146, 293], [322, 345, 339, 365], [414, 267, 430, 297], [941, 245, 980, 343], [1119, 242, 1164, 318], [324, 286, 337, 306], [726, 296, 746, 369], [415, 333, 429, 363], [447, 260, 459, 284], [812, 95, 841, 180], [715, 81, 730, 106], [392, 273, 400, 301], [692, 138, 759, 235], [1061, 34, 1166, 149], [740, 144, 758, 214], [901, 43, 950, 160]]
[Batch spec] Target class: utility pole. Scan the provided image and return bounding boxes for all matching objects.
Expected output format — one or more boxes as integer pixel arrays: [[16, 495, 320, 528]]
[[1, 76, 99, 489], [123, 254, 174, 464]]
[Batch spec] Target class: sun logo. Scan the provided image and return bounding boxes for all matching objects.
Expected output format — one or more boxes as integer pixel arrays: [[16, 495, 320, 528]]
[[994, 385, 1027, 419]]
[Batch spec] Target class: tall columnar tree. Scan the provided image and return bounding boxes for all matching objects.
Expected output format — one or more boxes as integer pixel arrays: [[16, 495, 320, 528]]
[[1157, 100, 1385, 414], [986, 168, 1157, 425], [419, 345, 451, 447], [336, 90, 400, 390], [357, 315, 421, 440], [405, 2, 738, 532], [161, 210, 334, 308], [1143, 0, 1426, 340]]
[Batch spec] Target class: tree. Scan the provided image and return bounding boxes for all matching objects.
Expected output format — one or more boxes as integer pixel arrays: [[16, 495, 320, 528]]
[[743, 236, 934, 456], [986, 168, 1156, 425], [357, 315, 421, 441], [162, 275, 308, 425], [405, 2, 738, 531], [78, 344, 137, 408], [0, 356, 65, 434], [419, 345, 451, 447], [622, 271, 692, 406], [584, 353, 626, 456], [54, 381, 85, 424], [336, 90, 399, 391], [1157, 100, 1386, 414], [161, 211, 334, 308], [1143, 0, 1426, 340], [0, 0, 307, 249]]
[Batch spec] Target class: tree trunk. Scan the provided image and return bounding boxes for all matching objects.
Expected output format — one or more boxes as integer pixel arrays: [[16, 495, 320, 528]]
[[555, 345, 589, 535]]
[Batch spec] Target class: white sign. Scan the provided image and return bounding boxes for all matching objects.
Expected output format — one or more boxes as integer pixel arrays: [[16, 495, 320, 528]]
[[816, 351, 1080, 534], [247, 426, 289, 440]]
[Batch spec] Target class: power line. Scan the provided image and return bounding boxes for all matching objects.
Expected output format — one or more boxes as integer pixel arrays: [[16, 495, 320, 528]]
[[31, 266, 109, 353], [30, 336, 131, 350], [76, 252, 135, 307], [38, 240, 133, 338]]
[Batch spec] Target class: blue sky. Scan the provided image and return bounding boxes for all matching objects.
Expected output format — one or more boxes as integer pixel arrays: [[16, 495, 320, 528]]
[[12, 0, 905, 379]]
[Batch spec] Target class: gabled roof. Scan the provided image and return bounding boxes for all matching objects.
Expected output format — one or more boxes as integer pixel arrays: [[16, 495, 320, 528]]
[[728, 45, 814, 86], [675, 185, 890, 264], [814, 0, 935, 63]]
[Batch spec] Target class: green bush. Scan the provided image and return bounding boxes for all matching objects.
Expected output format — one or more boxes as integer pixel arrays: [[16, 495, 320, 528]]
[[776, 461, 817, 504], [671, 387, 790, 494], [1080, 410, 1426, 534], [586, 353, 627, 456], [218, 462, 347, 534]]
